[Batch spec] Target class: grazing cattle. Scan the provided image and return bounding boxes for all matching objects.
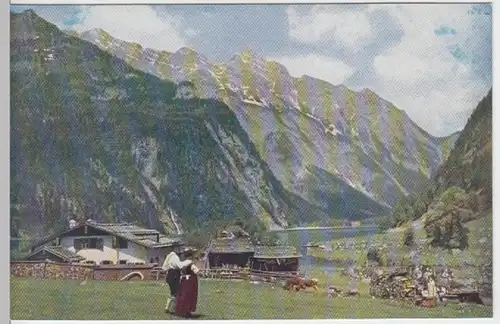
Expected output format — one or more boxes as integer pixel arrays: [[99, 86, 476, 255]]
[[303, 278, 319, 292], [344, 289, 360, 297], [284, 277, 303, 291], [284, 277, 319, 292]]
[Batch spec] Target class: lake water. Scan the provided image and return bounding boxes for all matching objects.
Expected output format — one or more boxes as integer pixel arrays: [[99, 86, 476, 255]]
[[273, 226, 378, 275]]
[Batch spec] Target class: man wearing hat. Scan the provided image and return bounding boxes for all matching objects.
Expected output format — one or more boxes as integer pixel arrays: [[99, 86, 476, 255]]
[[162, 247, 194, 313]]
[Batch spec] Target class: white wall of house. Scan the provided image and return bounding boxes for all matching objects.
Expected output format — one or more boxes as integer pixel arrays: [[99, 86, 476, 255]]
[[60, 235, 148, 265], [146, 246, 177, 265]]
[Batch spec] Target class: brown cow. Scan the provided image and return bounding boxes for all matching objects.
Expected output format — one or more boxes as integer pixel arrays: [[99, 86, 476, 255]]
[[284, 277, 319, 292], [283, 276, 302, 291]]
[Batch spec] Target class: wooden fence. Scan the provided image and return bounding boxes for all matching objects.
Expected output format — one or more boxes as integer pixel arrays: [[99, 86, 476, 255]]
[[178, 268, 303, 281], [11, 261, 305, 282]]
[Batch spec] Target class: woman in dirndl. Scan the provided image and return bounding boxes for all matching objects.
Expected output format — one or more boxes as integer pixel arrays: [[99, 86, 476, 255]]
[[175, 262, 200, 317]]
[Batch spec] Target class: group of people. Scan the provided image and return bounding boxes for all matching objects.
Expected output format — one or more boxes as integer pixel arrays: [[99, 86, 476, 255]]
[[162, 248, 200, 318]]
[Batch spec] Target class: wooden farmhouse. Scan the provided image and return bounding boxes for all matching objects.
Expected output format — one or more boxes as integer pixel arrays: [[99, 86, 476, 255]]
[[202, 227, 301, 272], [204, 237, 255, 269], [26, 220, 185, 265], [250, 245, 301, 272]]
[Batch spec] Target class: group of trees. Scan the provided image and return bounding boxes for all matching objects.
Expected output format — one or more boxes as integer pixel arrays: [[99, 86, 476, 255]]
[[233, 217, 280, 245], [424, 212, 469, 250], [380, 91, 492, 237], [385, 186, 472, 252], [183, 216, 280, 251], [382, 182, 438, 230]]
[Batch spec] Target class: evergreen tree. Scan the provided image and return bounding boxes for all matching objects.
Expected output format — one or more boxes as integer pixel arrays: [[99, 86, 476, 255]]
[[455, 215, 469, 250], [431, 225, 442, 247], [403, 228, 414, 247], [367, 247, 383, 265], [445, 218, 455, 249]]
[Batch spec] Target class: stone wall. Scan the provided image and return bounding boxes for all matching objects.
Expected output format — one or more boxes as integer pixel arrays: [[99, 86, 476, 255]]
[[10, 261, 155, 281], [11, 261, 47, 279], [45, 262, 94, 280], [11, 261, 93, 280]]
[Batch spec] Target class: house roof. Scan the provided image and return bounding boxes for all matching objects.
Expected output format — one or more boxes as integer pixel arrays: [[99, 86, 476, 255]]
[[92, 223, 160, 236], [206, 239, 301, 258], [208, 238, 255, 253], [30, 221, 183, 251], [252, 245, 301, 259], [115, 231, 181, 248], [27, 245, 85, 262]]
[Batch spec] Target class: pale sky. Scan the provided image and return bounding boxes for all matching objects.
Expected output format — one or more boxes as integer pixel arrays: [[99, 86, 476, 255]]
[[11, 4, 492, 137]]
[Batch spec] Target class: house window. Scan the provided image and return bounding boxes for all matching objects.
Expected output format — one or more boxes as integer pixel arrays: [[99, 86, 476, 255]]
[[101, 260, 113, 265], [119, 260, 127, 265], [112, 236, 129, 249], [73, 238, 104, 251]]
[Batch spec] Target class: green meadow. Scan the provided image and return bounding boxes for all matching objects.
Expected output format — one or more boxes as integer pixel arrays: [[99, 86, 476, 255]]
[[10, 276, 491, 320]]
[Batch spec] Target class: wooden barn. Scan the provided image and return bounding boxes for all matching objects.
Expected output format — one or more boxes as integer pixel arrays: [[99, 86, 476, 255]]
[[202, 226, 302, 273], [249, 246, 301, 273], [203, 237, 255, 269]]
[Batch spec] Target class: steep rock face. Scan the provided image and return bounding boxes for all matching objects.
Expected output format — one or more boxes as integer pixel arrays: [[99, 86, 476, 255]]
[[78, 29, 459, 220], [11, 11, 329, 239], [434, 90, 492, 205], [422, 91, 491, 298], [421, 90, 492, 226], [386, 89, 492, 254], [424, 89, 492, 243]]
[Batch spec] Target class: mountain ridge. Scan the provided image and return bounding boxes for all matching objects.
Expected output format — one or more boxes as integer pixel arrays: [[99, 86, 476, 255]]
[[74, 26, 459, 217], [10, 10, 337, 240], [11, 10, 462, 241], [76, 27, 459, 136], [385, 89, 492, 231]]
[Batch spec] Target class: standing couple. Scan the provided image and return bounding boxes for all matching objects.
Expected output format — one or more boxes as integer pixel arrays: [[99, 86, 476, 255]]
[[162, 249, 199, 318]]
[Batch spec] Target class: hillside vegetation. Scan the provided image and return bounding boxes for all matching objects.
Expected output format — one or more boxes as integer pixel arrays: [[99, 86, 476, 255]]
[[381, 89, 492, 236], [10, 10, 328, 241], [77, 26, 460, 223]]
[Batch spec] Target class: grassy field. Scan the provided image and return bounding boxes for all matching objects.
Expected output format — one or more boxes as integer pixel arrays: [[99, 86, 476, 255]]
[[309, 213, 493, 271], [10, 276, 492, 320]]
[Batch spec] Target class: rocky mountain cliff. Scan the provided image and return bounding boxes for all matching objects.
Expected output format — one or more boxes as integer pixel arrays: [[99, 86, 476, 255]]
[[385, 89, 492, 243], [10, 10, 331, 239], [401, 90, 491, 297], [433, 89, 492, 202], [429, 89, 492, 297], [426, 89, 492, 226], [77, 28, 459, 220]]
